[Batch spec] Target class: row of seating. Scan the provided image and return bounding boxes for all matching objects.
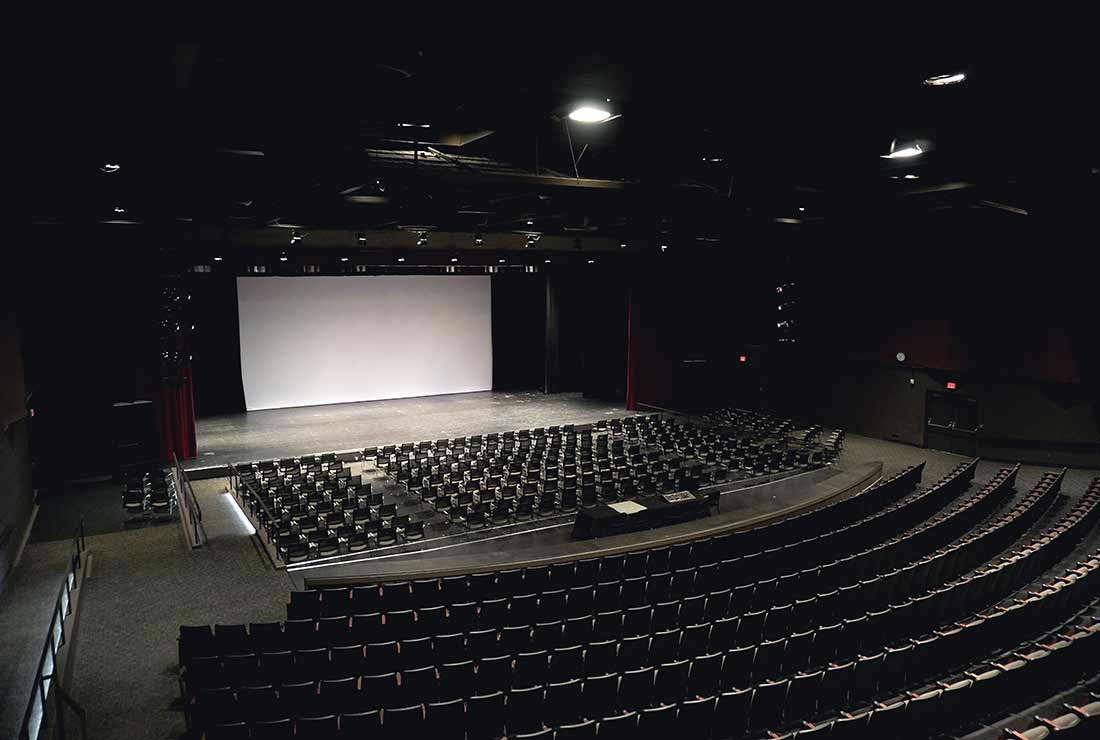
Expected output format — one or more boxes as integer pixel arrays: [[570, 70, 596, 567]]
[[123, 467, 174, 515], [186, 546, 1100, 738], [181, 472, 1096, 702]]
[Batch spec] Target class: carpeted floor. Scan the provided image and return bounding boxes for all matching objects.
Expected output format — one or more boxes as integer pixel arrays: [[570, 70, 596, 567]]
[[6, 433, 1096, 740]]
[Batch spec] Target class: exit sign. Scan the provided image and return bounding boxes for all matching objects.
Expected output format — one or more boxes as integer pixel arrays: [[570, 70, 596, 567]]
[[946, 381, 957, 390]]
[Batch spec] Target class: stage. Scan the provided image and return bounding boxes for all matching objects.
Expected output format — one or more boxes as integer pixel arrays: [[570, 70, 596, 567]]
[[188, 391, 630, 476]]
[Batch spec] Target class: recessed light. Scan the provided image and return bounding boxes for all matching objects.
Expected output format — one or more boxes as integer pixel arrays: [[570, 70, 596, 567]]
[[568, 105, 613, 123], [923, 72, 966, 86]]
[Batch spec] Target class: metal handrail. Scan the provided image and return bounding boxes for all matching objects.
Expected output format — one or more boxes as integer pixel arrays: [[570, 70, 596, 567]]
[[19, 520, 86, 740], [229, 463, 283, 561], [173, 454, 207, 546]]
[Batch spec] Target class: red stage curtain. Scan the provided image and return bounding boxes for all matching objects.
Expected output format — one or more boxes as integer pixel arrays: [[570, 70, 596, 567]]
[[158, 365, 197, 462]]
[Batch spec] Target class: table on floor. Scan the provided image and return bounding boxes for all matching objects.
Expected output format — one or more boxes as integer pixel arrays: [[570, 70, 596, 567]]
[[571, 492, 710, 539]]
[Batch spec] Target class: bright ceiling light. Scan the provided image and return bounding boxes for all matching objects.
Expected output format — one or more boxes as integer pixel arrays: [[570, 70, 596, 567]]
[[450, 257, 458, 263], [397, 257, 406, 263], [568, 105, 613, 123], [881, 143, 923, 159], [544, 259, 551, 264], [114, 206, 125, 213], [340, 256, 349, 262], [100, 163, 120, 174], [213, 256, 223, 262], [924, 72, 966, 86], [903, 174, 920, 179], [279, 253, 289, 262]]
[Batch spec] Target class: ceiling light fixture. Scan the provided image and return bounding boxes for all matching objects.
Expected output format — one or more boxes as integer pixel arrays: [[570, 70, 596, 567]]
[[903, 174, 920, 179], [660, 245, 668, 253], [474, 234, 484, 246], [279, 253, 289, 262], [357, 231, 367, 245], [213, 256, 223, 262], [290, 230, 305, 244], [544, 259, 551, 264], [619, 242, 627, 249], [587, 259, 596, 264], [923, 72, 966, 86], [100, 163, 121, 174], [881, 141, 924, 159], [397, 257, 406, 263], [798, 207, 805, 212], [498, 258, 505, 263], [416, 231, 429, 247], [568, 105, 613, 123], [340, 256, 349, 262], [451, 257, 458, 263], [114, 206, 125, 213]]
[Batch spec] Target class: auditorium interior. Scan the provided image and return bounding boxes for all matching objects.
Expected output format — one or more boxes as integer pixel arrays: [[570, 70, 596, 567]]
[[2, 38, 1099, 740]]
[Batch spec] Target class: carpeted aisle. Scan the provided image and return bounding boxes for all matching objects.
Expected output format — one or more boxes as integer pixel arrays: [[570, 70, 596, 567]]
[[68, 479, 292, 740]]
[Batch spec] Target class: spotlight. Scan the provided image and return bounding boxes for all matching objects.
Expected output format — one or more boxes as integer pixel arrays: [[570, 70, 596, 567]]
[[881, 142, 923, 159], [903, 174, 920, 179], [213, 256, 223, 262], [474, 234, 484, 246], [357, 231, 367, 245], [100, 163, 121, 174], [416, 231, 429, 247], [798, 207, 805, 212], [923, 72, 966, 86], [526, 219, 534, 226], [660, 245, 668, 253], [397, 257, 406, 263], [544, 259, 551, 264], [290, 230, 305, 244], [568, 105, 613, 123], [498, 258, 505, 263], [620, 242, 627, 249], [114, 206, 125, 213], [279, 252, 289, 262], [340, 256, 349, 262], [451, 257, 458, 263], [587, 259, 596, 264]]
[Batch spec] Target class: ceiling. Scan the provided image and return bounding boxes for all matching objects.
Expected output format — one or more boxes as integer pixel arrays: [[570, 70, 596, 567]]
[[21, 37, 1096, 258]]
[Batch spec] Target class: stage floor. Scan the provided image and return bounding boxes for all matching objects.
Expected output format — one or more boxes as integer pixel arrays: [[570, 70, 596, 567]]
[[189, 391, 630, 473]]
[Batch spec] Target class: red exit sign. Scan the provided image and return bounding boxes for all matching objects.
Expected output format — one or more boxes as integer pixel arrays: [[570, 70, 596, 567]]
[[739, 355, 747, 363], [946, 381, 957, 390]]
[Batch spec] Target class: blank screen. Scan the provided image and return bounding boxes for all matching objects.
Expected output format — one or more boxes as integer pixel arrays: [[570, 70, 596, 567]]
[[237, 276, 493, 411]]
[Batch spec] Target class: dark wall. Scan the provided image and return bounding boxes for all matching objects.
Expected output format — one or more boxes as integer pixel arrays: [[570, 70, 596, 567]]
[[546, 271, 629, 399], [19, 230, 162, 478], [0, 419, 34, 593]]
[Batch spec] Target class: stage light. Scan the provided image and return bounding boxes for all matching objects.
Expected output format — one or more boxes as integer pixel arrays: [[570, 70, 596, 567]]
[[340, 256, 349, 262], [450, 257, 458, 263], [903, 174, 920, 179], [279, 252, 289, 262], [881, 142, 923, 159], [526, 219, 534, 226], [213, 256, 223, 262], [544, 259, 551, 264], [100, 163, 120, 174], [660, 245, 668, 253], [114, 206, 125, 213], [474, 234, 484, 246], [798, 207, 805, 212], [924, 72, 966, 86], [946, 381, 957, 390], [290, 230, 306, 245], [620, 242, 627, 249], [568, 105, 613, 123], [587, 259, 596, 264], [498, 258, 505, 263], [416, 231, 429, 247], [397, 257, 406, 263], [357, 231, 367, 245]]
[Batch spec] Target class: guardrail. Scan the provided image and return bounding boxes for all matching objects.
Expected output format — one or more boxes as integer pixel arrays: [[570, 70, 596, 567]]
[[173, 454, 207, 548], [19, 520, 87, 740], [229, 463, 285, 566]]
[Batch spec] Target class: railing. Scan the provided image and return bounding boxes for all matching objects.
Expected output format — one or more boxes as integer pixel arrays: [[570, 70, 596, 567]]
[[173, 454, 207, 548], [229, 463, 283, 564], [19, 520, 87, 740]]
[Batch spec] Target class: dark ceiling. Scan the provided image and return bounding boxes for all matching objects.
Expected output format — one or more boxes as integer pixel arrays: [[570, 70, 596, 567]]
[[21, 37, 1097, 256]]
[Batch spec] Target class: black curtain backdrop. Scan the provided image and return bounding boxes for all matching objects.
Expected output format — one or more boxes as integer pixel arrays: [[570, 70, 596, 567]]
[[491, 273, 546, 391], [188, 275, 246, 417]]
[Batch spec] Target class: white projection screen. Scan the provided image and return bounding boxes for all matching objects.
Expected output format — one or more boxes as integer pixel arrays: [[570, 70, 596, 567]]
[[237, 276, 493, 411]]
